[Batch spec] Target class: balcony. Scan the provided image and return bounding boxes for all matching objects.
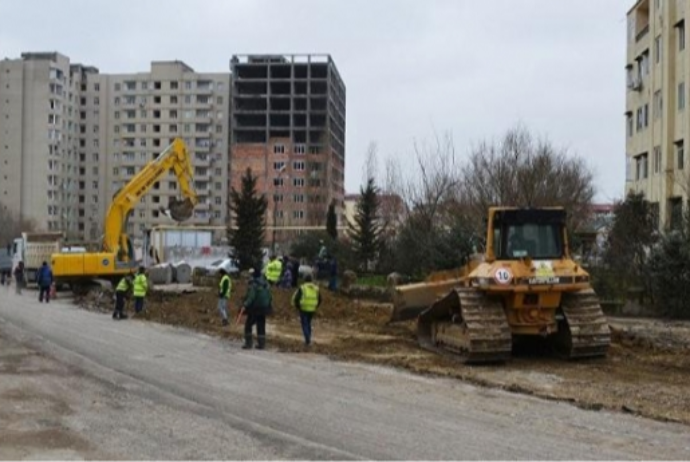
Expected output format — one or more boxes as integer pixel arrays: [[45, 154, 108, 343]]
[[636, 24, 650, 42]]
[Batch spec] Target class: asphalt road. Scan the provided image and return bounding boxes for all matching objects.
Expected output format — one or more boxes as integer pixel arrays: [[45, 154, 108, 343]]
[[1, 288, 689, 460]]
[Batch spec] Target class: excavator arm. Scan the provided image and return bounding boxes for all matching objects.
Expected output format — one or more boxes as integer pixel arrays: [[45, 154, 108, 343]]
[[104, 138, 198, 260]]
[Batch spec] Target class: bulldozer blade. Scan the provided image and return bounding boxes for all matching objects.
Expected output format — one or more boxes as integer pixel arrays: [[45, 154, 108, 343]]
[[167, 198, 195, 222], [389, 279, 464, 323]]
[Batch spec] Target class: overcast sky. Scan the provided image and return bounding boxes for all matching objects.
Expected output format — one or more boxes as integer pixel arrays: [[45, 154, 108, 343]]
[[0, 0, 631, 202]]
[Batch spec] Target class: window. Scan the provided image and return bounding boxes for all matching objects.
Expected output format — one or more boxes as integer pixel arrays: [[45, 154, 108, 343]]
[[114, 83, 121, 92], [676, 140, 685, 169], [653, 145, 661, 174], [170, 95, 178, 104], [168, 181, 177, 190], [171, 81, 179, 90], [679, 82, 685, 111], [626, 112, 634, 137], [635, 153, 649, 180], [185, 81, 192, 90], [141, 81, 148, 90], [293, 178, 305, 187], [140, 124, 147, 133], [216, 124, 223, 133], [293, 161, 305, 171], [273, 144, 285, 154], [293, 210, 305, 220], [214, 197, 222, 205], [170, 110, 178, 119], [294, 144, 306, 154], [669, 197, 683, 230], [113, 167, 119, 175], [92, 153, 99, 162], [274, 161, 285, 171], [678, 20, 686, 52], [185, 95, 191, 104], [94, 83, 100, 91], [273, 194, 284, 203], [643, 103, 649, 127], [655, 35, 662, 64], [293, 194, 305, 203], [654, 90, 663, 119], [273, 177, 284, 187], [154, 81, 161, 90], [498, 221, 562, 260], [216, 96, 223, 105]]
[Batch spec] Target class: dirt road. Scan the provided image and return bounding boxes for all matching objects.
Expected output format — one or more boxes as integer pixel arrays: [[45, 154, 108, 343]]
[[1, 288, 690, 459], [78, 281, 690, 425]]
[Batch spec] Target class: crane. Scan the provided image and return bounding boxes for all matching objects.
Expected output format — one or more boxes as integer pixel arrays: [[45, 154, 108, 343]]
[[51, 138, 198, 290]]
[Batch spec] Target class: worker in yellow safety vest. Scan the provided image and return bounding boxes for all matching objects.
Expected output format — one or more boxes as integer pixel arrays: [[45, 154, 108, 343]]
[[263, 255, 282, 286], [218, 268, 232, 326], [112, 274, 133, 320], [291, 274, 322, 346], [132, 266, 149, 314]]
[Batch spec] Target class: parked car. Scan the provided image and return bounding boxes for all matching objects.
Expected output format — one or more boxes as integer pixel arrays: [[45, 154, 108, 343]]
[[203, 258, 240, 277]]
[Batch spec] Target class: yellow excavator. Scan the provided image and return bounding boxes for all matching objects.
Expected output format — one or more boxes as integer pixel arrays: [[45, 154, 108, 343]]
[[390, 206, 611, 363], [51, 138, 198, 292]]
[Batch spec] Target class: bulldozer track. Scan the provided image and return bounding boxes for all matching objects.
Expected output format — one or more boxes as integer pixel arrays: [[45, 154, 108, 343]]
[[419, 288, 512, 364], [558, 289, 611, 359]]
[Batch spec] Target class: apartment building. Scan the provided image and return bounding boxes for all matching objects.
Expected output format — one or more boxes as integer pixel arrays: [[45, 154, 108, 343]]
[[626, 0, 690, 230], [0, 52, 84, 236], [229, 54, 346, 246], [92, 62, 231, 240], [0, 53, 230, 241]]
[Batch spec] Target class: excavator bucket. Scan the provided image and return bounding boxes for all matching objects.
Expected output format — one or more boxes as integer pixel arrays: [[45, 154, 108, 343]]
[[167, 197, 195, 222]]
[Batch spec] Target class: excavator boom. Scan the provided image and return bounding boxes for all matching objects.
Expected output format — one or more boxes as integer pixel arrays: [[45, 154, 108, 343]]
[[104, 138, 198, 257]]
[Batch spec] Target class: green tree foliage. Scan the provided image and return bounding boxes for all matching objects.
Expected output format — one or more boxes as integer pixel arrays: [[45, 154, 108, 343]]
[[228, 168, 267, 271], [604, 191, 657, 296], [648, 230, 690, 319], [348, 178, 384, 270], [326, 201, 338, 240], [289, 231, 357, 273]]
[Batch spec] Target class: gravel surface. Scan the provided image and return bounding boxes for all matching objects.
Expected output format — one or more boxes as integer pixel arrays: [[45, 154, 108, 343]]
[[1, 288, 690, 460]]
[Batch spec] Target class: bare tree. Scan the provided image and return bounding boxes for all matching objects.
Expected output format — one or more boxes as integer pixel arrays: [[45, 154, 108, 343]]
[[460, 126, 595, 231], [0, 202, 36, 248]]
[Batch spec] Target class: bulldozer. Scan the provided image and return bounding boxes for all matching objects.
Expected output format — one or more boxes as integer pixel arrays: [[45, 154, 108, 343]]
[[389, 206, 611, 364]]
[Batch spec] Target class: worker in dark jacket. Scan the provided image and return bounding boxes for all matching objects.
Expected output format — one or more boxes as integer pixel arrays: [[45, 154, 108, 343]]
[[37, 261, 53, 303], [14, 261, 24, 294], [113, 274, 132, 320], [241, 268, 273, 350], [292, 274, 322, 346]]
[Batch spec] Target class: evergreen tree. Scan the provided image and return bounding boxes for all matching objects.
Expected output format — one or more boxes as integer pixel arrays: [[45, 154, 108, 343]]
[[347, 178, 383, 270], [228, 168, 267, 271], [326, 201, 338, 240]]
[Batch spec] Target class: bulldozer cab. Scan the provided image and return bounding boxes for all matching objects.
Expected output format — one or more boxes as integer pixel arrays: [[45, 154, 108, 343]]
[[487, 208, 567, 262]]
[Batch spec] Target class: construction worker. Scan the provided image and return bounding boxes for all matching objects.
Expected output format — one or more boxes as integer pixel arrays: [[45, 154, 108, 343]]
[[292, 274, 322, 346], [263, 255, 282, 286], [241, 267, 273, 350], [36, 261, 53, 303], [132, 266, 149, 314], [218, 268, 232, 326], [113, 274, 132, 320]]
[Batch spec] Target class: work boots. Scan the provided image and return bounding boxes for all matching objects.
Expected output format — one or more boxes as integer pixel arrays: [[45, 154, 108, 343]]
[[256, 335, 266, 350], [242, 335, 253, 350]]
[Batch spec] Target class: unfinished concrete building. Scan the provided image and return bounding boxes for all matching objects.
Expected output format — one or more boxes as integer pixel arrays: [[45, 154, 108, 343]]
[[229, 54, 346, 248]]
